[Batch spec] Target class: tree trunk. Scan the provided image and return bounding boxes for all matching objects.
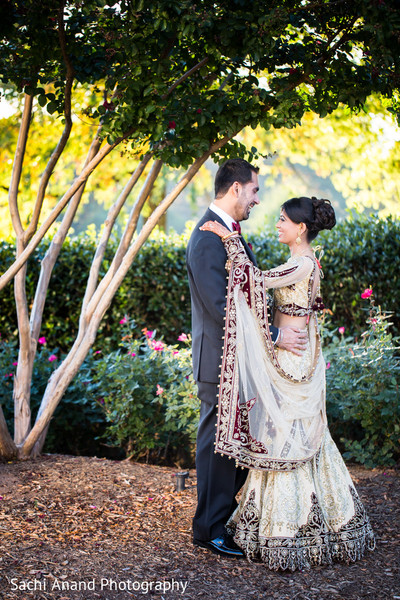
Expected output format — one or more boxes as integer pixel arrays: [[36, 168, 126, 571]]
[[13, 255, 34, 446], [0, 406, 17, 460]]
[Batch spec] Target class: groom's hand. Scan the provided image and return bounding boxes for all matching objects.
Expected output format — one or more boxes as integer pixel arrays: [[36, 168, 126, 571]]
[[276, 327, 308, 356]]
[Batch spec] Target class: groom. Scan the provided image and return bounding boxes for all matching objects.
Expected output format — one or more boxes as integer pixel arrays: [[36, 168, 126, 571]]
[[186, 158, 307, 557]]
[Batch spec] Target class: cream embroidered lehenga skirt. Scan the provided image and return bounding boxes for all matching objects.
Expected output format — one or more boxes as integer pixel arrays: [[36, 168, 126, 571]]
[[224, 342, 376, 571], [215, 253, 375, 570]]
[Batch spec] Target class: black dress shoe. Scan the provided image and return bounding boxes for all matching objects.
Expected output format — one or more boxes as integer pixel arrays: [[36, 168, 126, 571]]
[[193, 535, 244, 558]]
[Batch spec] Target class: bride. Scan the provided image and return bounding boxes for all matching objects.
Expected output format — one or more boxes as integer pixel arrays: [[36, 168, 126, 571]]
[[200, 196, 375, 571]]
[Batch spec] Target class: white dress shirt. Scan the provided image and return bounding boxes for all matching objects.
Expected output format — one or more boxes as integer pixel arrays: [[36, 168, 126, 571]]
[[209, 202, 237, 232]]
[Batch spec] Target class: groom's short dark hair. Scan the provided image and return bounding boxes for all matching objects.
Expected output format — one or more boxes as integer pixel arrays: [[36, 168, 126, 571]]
[[214, 158, 259, 198]]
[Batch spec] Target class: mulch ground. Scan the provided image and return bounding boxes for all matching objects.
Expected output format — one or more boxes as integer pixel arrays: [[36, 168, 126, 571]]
[[0, 455, 399, 600]]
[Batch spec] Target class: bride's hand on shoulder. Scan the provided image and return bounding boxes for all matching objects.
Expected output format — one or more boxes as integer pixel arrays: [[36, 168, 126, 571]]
[[200, 221, 231, 238]]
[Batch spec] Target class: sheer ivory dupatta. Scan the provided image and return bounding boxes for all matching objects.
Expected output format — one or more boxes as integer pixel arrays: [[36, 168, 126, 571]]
[[215, 236, 327, 471]]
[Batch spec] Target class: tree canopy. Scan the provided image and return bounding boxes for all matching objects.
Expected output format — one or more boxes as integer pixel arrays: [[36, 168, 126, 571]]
[[1, 0, 399, 169]]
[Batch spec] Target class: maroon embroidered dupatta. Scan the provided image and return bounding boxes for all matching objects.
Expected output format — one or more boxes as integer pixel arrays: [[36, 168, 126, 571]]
[[215, 236, 326, 471]]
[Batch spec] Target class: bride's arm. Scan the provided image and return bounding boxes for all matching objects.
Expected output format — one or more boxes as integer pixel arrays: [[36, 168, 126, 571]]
[[200, 221, 312, 288], [220, 232, 313, 288]]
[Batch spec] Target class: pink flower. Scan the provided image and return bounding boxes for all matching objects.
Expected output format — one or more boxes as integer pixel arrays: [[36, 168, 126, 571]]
[[142, 328, 154, 339], [153, 341, 164, 352], [168, 120, 176, 130], [173, 351, 179, 355], [4, 373, 13, 378], [156, 384, 164, 396], [326, 362, 331, 369], [196, 108, 202, 114], [338, 327, 345, 335], [178, 333, 188, 342], [130, 352, 136, 357], [119, 317, 127, 325], [48, 354, 57, 362], [95, 350, 101, 354], [361, 288, 373, 299], [38, 337, 46, 345], [12, 361, 18, 366]]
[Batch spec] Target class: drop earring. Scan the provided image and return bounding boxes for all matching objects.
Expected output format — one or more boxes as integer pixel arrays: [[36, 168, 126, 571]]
[[296, 227, 302, 245]]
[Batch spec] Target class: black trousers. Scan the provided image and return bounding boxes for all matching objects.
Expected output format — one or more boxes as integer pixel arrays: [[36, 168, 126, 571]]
[[192, 381, 248, 542]]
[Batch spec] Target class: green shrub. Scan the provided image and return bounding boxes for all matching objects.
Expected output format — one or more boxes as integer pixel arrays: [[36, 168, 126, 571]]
[[0, 323, 199, 463], [324, 289, 400, 467], [1, 214, 399, 355], [0, 230, 190, 352], [2, 302, 398, 466], [0, 336, 108, 456], [86, 322, 198, 466]]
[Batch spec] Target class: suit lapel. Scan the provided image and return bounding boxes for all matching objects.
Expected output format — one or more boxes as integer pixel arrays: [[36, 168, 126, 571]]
[[205, 208, 257, 266], [203, 208, 226, 226]]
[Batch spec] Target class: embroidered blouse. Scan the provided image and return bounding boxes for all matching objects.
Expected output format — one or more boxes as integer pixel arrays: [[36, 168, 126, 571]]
[[274, 255, 315, 318]]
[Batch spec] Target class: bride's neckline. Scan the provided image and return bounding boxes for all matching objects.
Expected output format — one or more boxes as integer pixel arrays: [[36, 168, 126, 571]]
[[290, 250, 315, 260], [290, 245, 321, 261]]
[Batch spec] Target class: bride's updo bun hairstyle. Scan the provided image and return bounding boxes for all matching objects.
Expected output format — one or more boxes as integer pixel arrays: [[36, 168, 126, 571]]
[[281, 197, 336, 242]]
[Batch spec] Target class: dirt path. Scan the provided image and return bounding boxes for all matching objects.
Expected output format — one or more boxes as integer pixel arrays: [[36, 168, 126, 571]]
[[0, 455, 399, 600]]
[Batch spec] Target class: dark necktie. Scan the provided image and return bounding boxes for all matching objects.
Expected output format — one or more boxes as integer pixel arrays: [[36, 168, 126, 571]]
[[232, 221, 241, 234]]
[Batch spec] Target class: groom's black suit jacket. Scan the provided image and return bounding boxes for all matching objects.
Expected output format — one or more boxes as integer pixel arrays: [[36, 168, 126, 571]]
[[187, 208, 264, 386]]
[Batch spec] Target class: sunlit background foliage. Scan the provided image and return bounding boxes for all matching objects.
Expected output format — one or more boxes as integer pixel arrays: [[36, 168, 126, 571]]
[[1, 94, 400, 238]]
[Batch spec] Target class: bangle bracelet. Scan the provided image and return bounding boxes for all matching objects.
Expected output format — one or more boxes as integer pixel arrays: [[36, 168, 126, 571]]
[[222, 232, 240, 241]]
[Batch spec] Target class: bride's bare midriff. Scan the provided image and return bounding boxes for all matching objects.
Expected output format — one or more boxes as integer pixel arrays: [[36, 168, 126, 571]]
[[273, 313, 308, 330]]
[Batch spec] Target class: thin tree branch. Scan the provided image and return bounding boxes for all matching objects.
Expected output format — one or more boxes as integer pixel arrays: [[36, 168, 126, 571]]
[[57, 1, 75, 78], [272, 17, 358, 100], [117, 158, 163, 257], [84, 158, 163, 315], [24, 3, 75, 244], [161, 57, 209, 100], [13, 237, 35, 445], [80, 153, 154, 317], [8, 93, 33, 237], [316, 17, 359, 67], [30, 132, 103, 344]]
